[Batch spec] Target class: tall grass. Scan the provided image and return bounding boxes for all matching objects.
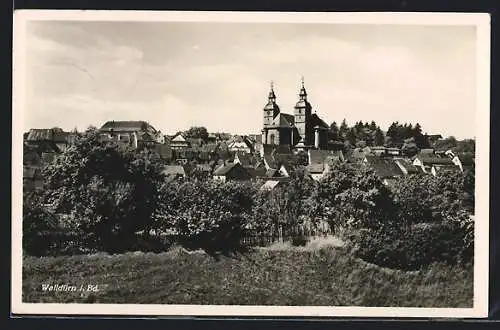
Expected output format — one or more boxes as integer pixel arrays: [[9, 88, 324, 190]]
[[22, 246, 472, 307]]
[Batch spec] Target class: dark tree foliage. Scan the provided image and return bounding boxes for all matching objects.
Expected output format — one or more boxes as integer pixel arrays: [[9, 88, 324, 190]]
[[28, 127, 167, 253], [184, 126, 209, 141]]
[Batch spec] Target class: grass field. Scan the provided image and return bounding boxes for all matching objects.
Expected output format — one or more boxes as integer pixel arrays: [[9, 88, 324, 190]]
[[22, 244, 473, 307]]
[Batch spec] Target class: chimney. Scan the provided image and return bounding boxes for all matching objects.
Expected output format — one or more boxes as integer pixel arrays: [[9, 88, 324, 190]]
[[314, 127, 320, 149], [132, 132, 138, 149]]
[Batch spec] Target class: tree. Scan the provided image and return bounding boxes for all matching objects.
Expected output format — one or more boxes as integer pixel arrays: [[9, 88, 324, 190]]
[[401, 138, 419, 157], [184, 126, 209, 141], [339, 119, 349, 140], [374, 127, 385, 146], [329, 121, 340, 141], [39, 129, 167, 253]]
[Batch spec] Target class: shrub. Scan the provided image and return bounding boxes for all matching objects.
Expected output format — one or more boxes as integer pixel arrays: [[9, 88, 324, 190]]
[[350, 221, 472, 271]]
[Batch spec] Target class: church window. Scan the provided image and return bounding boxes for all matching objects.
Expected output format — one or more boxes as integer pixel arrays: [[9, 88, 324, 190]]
[[270, 134, 275, 145]]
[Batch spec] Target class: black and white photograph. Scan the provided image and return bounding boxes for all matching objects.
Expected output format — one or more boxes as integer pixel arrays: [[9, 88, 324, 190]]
[[12, 11, 490, 317]]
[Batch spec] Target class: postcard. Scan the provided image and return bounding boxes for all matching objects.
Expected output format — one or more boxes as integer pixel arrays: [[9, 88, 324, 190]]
[[12, 10, 490, 318]]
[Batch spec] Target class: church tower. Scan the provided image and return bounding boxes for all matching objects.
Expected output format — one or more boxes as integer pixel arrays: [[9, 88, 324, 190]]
[[263, 81, 280, 127], [294, 77, 312, 145]]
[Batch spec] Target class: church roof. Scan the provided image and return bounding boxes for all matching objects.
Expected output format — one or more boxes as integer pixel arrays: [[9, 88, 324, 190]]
[[310, 113, 329, 129], [272, 113, 295, 127]]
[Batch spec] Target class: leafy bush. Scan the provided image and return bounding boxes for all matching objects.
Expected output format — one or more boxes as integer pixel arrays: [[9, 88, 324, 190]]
[[351, 220, 473, 271], [157, 179, 258, 253]]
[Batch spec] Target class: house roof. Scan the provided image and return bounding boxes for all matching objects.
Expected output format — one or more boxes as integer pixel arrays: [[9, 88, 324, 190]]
[[234, 152, 254, 167], [419, 148, 435, 155], [260, 180, 283, 190], [100, 121, 152, 132], [306, 163, 325, 174], [263, 144, 292, 156], [162, 165, 186, 176], [364, 156, 404, 178], [309, 149, 342, 164], [265, 168, 280, 178], [213, 162, 239, 176], [418, 157, 456, 165], [394, 158, 419, 174], [263, 154, 277, 169], [26, 128, 69, 143], [171, 134, 187, 142]]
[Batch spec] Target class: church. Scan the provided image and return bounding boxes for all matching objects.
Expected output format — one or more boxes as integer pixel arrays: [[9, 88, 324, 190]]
[[261, 79, 330, 152]]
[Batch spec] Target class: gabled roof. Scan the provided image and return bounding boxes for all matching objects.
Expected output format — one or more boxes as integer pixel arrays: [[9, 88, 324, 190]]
[[310, 113, 329, 129], [364, 156, 404, 178], [272, 113, 295, 127], [263, 144, 291, 156], [306, 163, 325, 174], [263, 154, 277, 169], [419, 148, 435, 155], [213, 162, 239, 176], [26, 128, 69, 143], [265, 168, 280, 178], [171, 134, 187, 142], [234, 152, 254, 167], [139, 132, 156, 142], [100, 121, 152, 132], [418, 157, 456, 165], [260, 180, 285, 190], [309, 149, 342, 164], [394, 158, 419, 174]]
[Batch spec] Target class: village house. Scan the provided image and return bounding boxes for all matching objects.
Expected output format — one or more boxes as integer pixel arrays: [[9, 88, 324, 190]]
[[306, 149, 344, 181], [213, 162, 252, 182], [24, 128, 75, 153], [363, 155, 405, 186], [260, 179, 289, 191], [98, 121, 163, 148], [412, 156, 461, 176], [393, 158, 424, 176], [169, 133, 190, 150], [228, 135, 254, 154]]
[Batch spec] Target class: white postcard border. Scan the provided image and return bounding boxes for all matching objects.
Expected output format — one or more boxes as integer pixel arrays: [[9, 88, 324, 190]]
[[11, 10, 491, 318]]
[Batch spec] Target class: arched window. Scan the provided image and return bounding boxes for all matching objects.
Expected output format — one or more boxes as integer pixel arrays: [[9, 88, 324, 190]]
[[270, 134, 275, 145]]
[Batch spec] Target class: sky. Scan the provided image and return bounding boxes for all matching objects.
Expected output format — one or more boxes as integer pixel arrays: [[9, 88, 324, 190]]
[[23, 20, 477, 139]]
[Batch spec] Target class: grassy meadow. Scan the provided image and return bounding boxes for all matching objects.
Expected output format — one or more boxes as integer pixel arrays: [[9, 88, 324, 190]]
[[22, 240, 473, 307]]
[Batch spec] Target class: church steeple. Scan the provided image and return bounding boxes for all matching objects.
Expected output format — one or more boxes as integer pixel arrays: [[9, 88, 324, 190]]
[[268, 80, 276, 102], [299, 76, 307, 100], [263, 80, 280, 128], [294, 76, 312, 145]]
